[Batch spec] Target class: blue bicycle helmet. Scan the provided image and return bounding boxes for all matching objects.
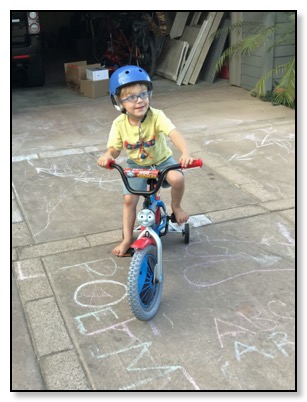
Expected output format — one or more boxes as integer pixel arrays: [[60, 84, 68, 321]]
[[109, 65, 153, 112]]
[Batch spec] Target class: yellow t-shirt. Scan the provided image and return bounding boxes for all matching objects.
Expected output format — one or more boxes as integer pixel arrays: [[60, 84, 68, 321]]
[[107, 107, 176, 166]]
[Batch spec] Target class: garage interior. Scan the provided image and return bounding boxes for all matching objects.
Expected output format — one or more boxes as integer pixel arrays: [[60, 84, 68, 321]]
[[12, 11, 230, 90]]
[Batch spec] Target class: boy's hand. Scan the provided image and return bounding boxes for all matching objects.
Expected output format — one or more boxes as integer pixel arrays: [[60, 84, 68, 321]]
[[179, 153, 194, 168], [97, 148, 120, 168], [97, 154, 115, 168]]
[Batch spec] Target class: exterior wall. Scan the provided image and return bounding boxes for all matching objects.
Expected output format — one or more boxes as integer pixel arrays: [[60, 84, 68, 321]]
[[272, 12, 295, 85], [240, 12, 275, 92], [230, 12, 295, 93]]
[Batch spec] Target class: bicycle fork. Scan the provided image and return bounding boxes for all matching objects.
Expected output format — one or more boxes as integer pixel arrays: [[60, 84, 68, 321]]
[[131, 226, 163, 283]]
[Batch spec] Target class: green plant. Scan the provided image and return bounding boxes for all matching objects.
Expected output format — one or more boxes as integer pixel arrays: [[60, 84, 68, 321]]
[[213, 12, 295, 108]]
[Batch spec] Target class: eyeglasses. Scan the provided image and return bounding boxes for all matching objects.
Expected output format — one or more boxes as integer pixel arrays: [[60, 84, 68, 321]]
[[120, 91, 151, 103]]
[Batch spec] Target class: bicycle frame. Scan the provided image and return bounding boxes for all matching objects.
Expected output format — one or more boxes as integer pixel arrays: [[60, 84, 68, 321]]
[[104, 159, 202, 320], [131, 181, 166, 283]]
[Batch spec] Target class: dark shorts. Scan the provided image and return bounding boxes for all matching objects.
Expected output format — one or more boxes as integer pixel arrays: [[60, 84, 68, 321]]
[[123, 156, 183, 195]]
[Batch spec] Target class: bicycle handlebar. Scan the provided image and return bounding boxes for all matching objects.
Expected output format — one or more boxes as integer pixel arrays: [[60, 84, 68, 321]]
[[181, 159, 203, 169], [105, 159, 203, 196]]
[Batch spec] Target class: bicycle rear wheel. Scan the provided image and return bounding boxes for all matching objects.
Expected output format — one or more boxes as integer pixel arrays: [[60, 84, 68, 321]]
[[129, 37, 156, 78], [128, 245, 162, 320], [93, 37, 105, 63]]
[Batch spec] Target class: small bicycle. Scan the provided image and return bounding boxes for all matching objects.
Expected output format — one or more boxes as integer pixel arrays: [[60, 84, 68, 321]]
[[106, 159, 203, 320], [89, 12, 166, 77]]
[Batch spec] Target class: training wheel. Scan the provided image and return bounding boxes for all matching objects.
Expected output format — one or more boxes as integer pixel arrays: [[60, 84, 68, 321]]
[[182, 223, 190, 244]]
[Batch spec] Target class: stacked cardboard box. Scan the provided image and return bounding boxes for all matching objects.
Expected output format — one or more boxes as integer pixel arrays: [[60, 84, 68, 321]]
[[86, 67, 109, 81], [64, 60, 109, 98]]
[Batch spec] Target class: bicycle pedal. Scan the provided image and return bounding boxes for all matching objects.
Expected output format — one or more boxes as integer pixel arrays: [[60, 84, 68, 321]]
[[170, 213, 177, 223], [122, 247, 135, 257]]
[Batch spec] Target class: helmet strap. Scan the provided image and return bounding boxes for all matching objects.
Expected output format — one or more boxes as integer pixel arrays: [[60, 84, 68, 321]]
[[140, 108, 150, 123], [112, 94, 125, 113]]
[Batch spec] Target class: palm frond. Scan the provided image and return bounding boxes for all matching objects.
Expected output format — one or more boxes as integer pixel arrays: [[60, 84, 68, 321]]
[[212, 12, 295, 109], [213, 25, 275, 74], [211, 20, 265, 40], [252, 57, 295, 107]]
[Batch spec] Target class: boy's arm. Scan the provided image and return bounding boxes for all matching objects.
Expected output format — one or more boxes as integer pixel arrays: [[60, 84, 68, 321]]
[[97, 147, 121, 168], [168, 129, 194, 167]]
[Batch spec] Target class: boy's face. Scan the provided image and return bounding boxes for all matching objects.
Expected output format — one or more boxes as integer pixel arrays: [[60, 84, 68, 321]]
[[119, 84, 150, 120]]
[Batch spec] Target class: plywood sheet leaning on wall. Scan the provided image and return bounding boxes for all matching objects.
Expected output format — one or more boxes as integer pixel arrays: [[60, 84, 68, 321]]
[[155, 38, 189, 81], [188, 12, 224, 84], [169, 12, 190, 39], [176, 13, 216, 85], [199, 18, 230, 83], [180, 25, 201, 52]]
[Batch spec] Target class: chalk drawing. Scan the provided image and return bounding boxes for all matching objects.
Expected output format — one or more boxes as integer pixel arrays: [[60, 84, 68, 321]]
[[66, 261, 199, 390], [234, 341, 273, 361], [178, 227, 294, 289], [60, 257, 121, 277], [35, 164, 121, 187], [268, 300, 294, 320], [93, 341, 200, 390], [163, 313, 174, 329], [215, 318, 256, 348], [85, 317, 137, 339], [228, 131, 294, 162], [220, 360, 230, 378], [236, 311, 277, 332], [233, 331, 295, 362], [268, 332, 295, 356], [33, 195, 64, 238], [14, 261, 45, 280], [12, 154, 39, 162], [55, 216, 294, 389], [215, 299, 295, 370], [74, 280, 127, 308], [30, 158, 126, 238], [75, 307, 119, 335], [149, 321, 161, 337], [277, 222, 295, 245], [184, 256, 292, 289]]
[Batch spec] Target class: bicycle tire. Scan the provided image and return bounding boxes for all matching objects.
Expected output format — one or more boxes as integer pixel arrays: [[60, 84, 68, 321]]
[[128, 244, 163, 320], [183, 223, 190, 244], [130, 36, 156, 78], [93, 37, 105, 63]]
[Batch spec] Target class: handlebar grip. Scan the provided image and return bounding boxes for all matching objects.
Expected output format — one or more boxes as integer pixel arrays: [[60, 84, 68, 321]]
[[106, 160, 115, 170], [181, 159, 203, 169]]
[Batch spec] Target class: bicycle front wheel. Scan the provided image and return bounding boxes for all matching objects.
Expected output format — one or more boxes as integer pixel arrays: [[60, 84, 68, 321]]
[[128, 245, 162, 320]]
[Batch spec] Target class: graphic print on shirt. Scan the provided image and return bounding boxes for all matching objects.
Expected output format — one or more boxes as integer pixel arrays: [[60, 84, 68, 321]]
[[124, 137, 156, 161]]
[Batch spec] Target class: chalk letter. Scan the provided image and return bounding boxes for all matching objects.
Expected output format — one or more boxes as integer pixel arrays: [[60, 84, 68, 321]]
[[215, 318, 255, 348], [234, 341, 273, 361], [269, 332, 295, 356]]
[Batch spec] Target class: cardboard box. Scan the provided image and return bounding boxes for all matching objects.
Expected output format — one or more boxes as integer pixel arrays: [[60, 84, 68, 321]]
[[80, 79, 109, 99], [64, 60, 86, 84], [86, 67, 109, 81], [64, 61, 101, 90]]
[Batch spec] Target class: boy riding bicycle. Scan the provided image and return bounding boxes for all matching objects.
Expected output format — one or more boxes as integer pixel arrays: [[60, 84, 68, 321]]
[[97, 65, 193, 257]]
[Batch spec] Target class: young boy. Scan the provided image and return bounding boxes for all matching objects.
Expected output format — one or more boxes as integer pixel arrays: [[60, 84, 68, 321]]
[[97, 65, 194, 257]]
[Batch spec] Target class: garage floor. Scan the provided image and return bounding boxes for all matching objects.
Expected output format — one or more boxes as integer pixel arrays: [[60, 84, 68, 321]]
[[12, 53, 296, 390]]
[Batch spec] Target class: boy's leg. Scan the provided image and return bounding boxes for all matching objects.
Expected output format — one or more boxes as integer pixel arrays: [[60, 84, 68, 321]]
[[112, 194, 139, 257], [166, 170, 189, 224]]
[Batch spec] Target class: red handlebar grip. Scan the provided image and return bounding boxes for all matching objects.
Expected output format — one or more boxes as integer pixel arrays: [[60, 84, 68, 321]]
[[181, 159, 203, 169], [106, 160, 115, 170]]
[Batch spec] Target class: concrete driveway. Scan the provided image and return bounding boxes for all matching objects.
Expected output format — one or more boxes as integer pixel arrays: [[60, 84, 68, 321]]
[[12, 69, 295, 390]]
